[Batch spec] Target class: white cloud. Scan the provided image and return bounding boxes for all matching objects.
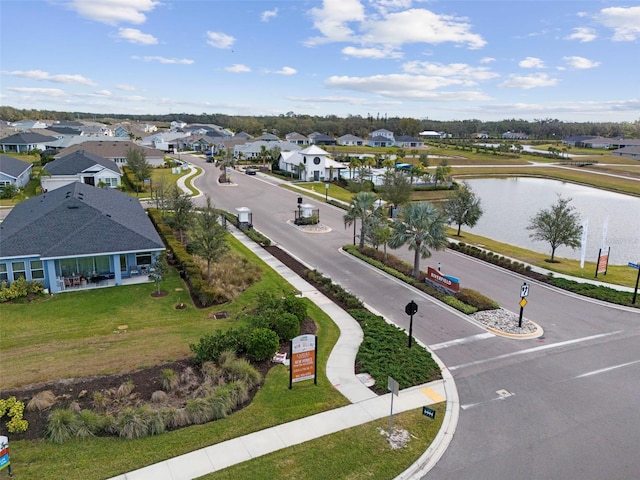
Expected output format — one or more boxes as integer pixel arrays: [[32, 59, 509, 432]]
[[274, 67, 297, 75], [224, 64, 251, 73], [2, 69, 97, 86], [132, 56, 194, 64], [341, 46, 402, 59], [261, 8, 278, 22], [519, 57, 545, 69], [360, 9, 486, 49], [402, 61, 499, 84], [306, 0, 366, 46], [563, 56, 600, 69], [478, 99, 640, 116], [565, 27, 597, 42], [370, 0, 412, 16], [325, 74, 490, 101], [499, 73, 558, 89], [597, 6, 640, 41], [116, 84, 136, 91], [206, 31, 235, 49], [480, 57, 496, 64], [65, 0, 159, 25], [93, 90, 113, 96], [7, 87, 66, 96], [117, 28, 157, 45]]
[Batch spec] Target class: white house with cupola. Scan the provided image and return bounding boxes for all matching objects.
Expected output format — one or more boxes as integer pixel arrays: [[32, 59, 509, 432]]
[[277, 145, 347, 181]]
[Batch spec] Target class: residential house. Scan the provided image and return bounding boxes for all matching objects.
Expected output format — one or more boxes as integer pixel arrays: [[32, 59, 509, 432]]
[[502, 131, 529, 140], [0, 182, 165, 294], [42, 150, 122, 192], [307, 132, 336, 146], [10, 120, 48, 130], [277, 145, 347, 181], [170, 120, 188, 130], [234, 140, 300, 160], [285, 132, 310, 145], [0, 154, 33, 189], [394, 135, 424, 148], [81, 124, 113, 137], [472, 132, 490, 139], [141, 132, 188, 152], [114, 125, 131, 138], [55, 141, 165, 168], [337, 134, 364, 147], [419, 130, 447, 139], [368, 129, 395, 148], [610, 145, 640, 160], [256, 133, 280, 142], [0, 132, 58, 153]]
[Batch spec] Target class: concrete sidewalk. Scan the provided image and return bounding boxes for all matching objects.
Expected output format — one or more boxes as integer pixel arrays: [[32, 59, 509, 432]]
[[108, 225, 457, 480]]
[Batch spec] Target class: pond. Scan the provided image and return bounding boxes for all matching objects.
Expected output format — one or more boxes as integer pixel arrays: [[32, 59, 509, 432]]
[[461, 177, 640, 265]]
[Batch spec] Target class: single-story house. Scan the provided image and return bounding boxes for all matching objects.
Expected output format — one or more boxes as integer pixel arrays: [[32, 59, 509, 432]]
[[610, 145, 640, 160], [0, 182, 165, 294], [368, 135, 394, 148], [256, 133, 280, 142], [9, 120, 48, 130], [0, 154, 33, 189], [307, 132, 336, 146], [285, 132, 310, 145], [0, 132, 59, 153], [419, 130, 448, 139], [394, 135, 424, 148], [337, 134, 364, 147], [277, 145, 347, 181], [42, 150, 122, 192], [234, 140, 300, 160], [502, 131, 529, 140], [54, 141, 165, 168]]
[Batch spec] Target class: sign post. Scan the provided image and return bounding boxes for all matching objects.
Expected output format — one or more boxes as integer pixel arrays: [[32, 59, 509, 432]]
[[518, 282, 529, 328], [405, 301, 418, 348], [289, 334, 317, 389], [629, 262, 640, 305], [387, 376, 399, 435]]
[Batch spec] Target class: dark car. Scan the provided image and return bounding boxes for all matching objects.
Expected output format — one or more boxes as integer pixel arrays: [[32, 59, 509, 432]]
[[245, 168, 257, 175]]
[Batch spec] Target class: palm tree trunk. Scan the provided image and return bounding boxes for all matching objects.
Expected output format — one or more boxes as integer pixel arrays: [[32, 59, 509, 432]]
[[413, 245, 421, 278]]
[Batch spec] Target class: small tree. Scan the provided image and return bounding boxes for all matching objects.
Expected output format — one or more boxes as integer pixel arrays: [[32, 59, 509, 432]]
[[379, 170, 412, 211], [126, 148, 153, 190], [433, 159, 452, 188], [149, 254, 169, 295], [343, 191, 382, 249], [189, 196, 229, 283], [166, 186, 194, 243], [527, 195, 582, 262], [444, 182, 484, 236]]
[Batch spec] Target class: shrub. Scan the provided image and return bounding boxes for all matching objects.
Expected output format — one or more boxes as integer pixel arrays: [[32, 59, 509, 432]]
[[246, 328, 279, 361], [0, 277, 45, 302], [190, 327, 249, 365], [455, 288, 499, 311], [115, 406, 151, 439], [150, 391, 168, 404], [282, 294, 307, 323], [0, 396, 29, 434], [164, 407, 190, 429], [442, 296, 477, 314], [160, 369, 179, 392], [272, 312, 300, 342], [47, 408, 78, 443], [185, 398, 214, 424], [220, 358, 262, 388], [116, 380, 135, 398], [27, 390, 57, 411], [75, 410, 105, 439], [92, 391, 109, 412]]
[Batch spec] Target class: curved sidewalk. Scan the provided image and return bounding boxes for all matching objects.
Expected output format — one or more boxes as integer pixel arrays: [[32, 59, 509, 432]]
[[109, 226, 455, 480]]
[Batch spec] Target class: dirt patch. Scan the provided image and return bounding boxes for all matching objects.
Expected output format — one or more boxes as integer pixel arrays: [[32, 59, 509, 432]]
[[150, 290, 169, 298]]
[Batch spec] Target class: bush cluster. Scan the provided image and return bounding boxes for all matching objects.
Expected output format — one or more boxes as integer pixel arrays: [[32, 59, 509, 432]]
[[304, 270, 364, 310], [0, 276, 45, 302], [0, 396, 29, 433]]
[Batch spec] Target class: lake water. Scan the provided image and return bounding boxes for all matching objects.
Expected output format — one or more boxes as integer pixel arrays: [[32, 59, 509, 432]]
[[461, 177, 640, 265]]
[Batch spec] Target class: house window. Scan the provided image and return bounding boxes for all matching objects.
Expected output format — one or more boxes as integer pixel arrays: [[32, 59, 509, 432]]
[[102, 178, 118, 187], [313, 157, 321, 165], [0, 181, 10, 188], [30, 260, 45, 280], [0, 263, 7, 282], [12, 261, 26, 281], [136, 252, 152, 266]]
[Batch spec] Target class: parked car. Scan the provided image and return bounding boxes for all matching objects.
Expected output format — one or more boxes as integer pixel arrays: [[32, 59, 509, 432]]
[[245, 168, 257, 175]]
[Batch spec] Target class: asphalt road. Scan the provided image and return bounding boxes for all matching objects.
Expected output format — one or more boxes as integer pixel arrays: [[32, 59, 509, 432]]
[[187, 155, 640, 479]]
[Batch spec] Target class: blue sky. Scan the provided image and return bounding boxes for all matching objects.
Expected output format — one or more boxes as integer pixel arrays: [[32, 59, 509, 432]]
[[1, 0, 639, 121]]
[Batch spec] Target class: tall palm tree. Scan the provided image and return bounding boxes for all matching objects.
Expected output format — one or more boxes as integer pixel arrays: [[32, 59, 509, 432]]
[[343, 191, 380, 249], [388, 202, 448, 278]]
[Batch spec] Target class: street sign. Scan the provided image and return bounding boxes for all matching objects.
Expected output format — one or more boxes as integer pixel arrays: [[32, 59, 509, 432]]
[[405, 300, 418, 316], [628, 262, 639, 269], [519, 298, 528, 308], [520, 283, 529, 298], [388, 376, 399, 396], [422, 406, 436, 419]]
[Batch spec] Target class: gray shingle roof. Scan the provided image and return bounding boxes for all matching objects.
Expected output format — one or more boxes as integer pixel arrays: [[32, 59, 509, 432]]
[[0, 154, 33, 179], [44, 150, 120, 175], [0, 132, 58, 144], [0, 182, 164, 259]]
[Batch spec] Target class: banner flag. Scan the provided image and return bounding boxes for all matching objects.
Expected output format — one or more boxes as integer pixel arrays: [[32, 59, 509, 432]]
[[580, 218, 589, 269]]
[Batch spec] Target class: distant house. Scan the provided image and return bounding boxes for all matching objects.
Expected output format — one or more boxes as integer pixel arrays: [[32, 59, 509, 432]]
[[419, 130, 447, 139], [502, 131, 529, 140], [55, 141, 165, 168], [170, 120, 187, 130], [10, 120, 48, 130], [0, 182, 165, 294], [113, 125, 131, 138], [472, 132, 490, 139], [394, 135, 424, 148], [610, 145, 640, 160], [337, 134, 364, 147], [234, 140, 300, 160], [277, 145, 347, 181], [307, 132, 336, 146], [256, 133, 280, 142], [285, 132, 310, 146], [0, 154, 33, 189], [42, 150, 122, 192], [0, 132, 58, 153]]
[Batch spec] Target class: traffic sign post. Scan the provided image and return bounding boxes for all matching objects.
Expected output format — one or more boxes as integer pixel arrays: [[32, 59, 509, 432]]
[[629, 262, 640, 305], [518, 282, 529, 328], [388, 376, 399, 435], [405, 301, 418, 348]]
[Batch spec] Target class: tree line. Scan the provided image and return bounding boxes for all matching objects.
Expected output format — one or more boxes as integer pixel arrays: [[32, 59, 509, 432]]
[[1, 106, 638, 140]]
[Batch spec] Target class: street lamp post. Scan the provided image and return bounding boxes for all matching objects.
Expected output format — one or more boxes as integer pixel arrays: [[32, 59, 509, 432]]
[[325, 183, 329, 202]]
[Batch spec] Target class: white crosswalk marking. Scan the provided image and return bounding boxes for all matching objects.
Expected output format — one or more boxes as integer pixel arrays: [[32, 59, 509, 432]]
[[429, 332, 495, 351]]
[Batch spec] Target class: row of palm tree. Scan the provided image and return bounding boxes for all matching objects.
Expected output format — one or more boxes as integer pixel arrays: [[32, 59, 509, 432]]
[[343, 182, 483, 278]]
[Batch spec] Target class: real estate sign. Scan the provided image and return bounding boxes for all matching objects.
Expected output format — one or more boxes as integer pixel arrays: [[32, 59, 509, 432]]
[[289, 334, 317, 389], [426, 266, 460, 293], [0, 436, 10, 472]]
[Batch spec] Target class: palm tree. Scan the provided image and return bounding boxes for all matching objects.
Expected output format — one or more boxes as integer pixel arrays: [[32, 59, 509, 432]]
[[216, 148, 236, 183], [388, 202, 448, 278], [343, 191, 380, 249]]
